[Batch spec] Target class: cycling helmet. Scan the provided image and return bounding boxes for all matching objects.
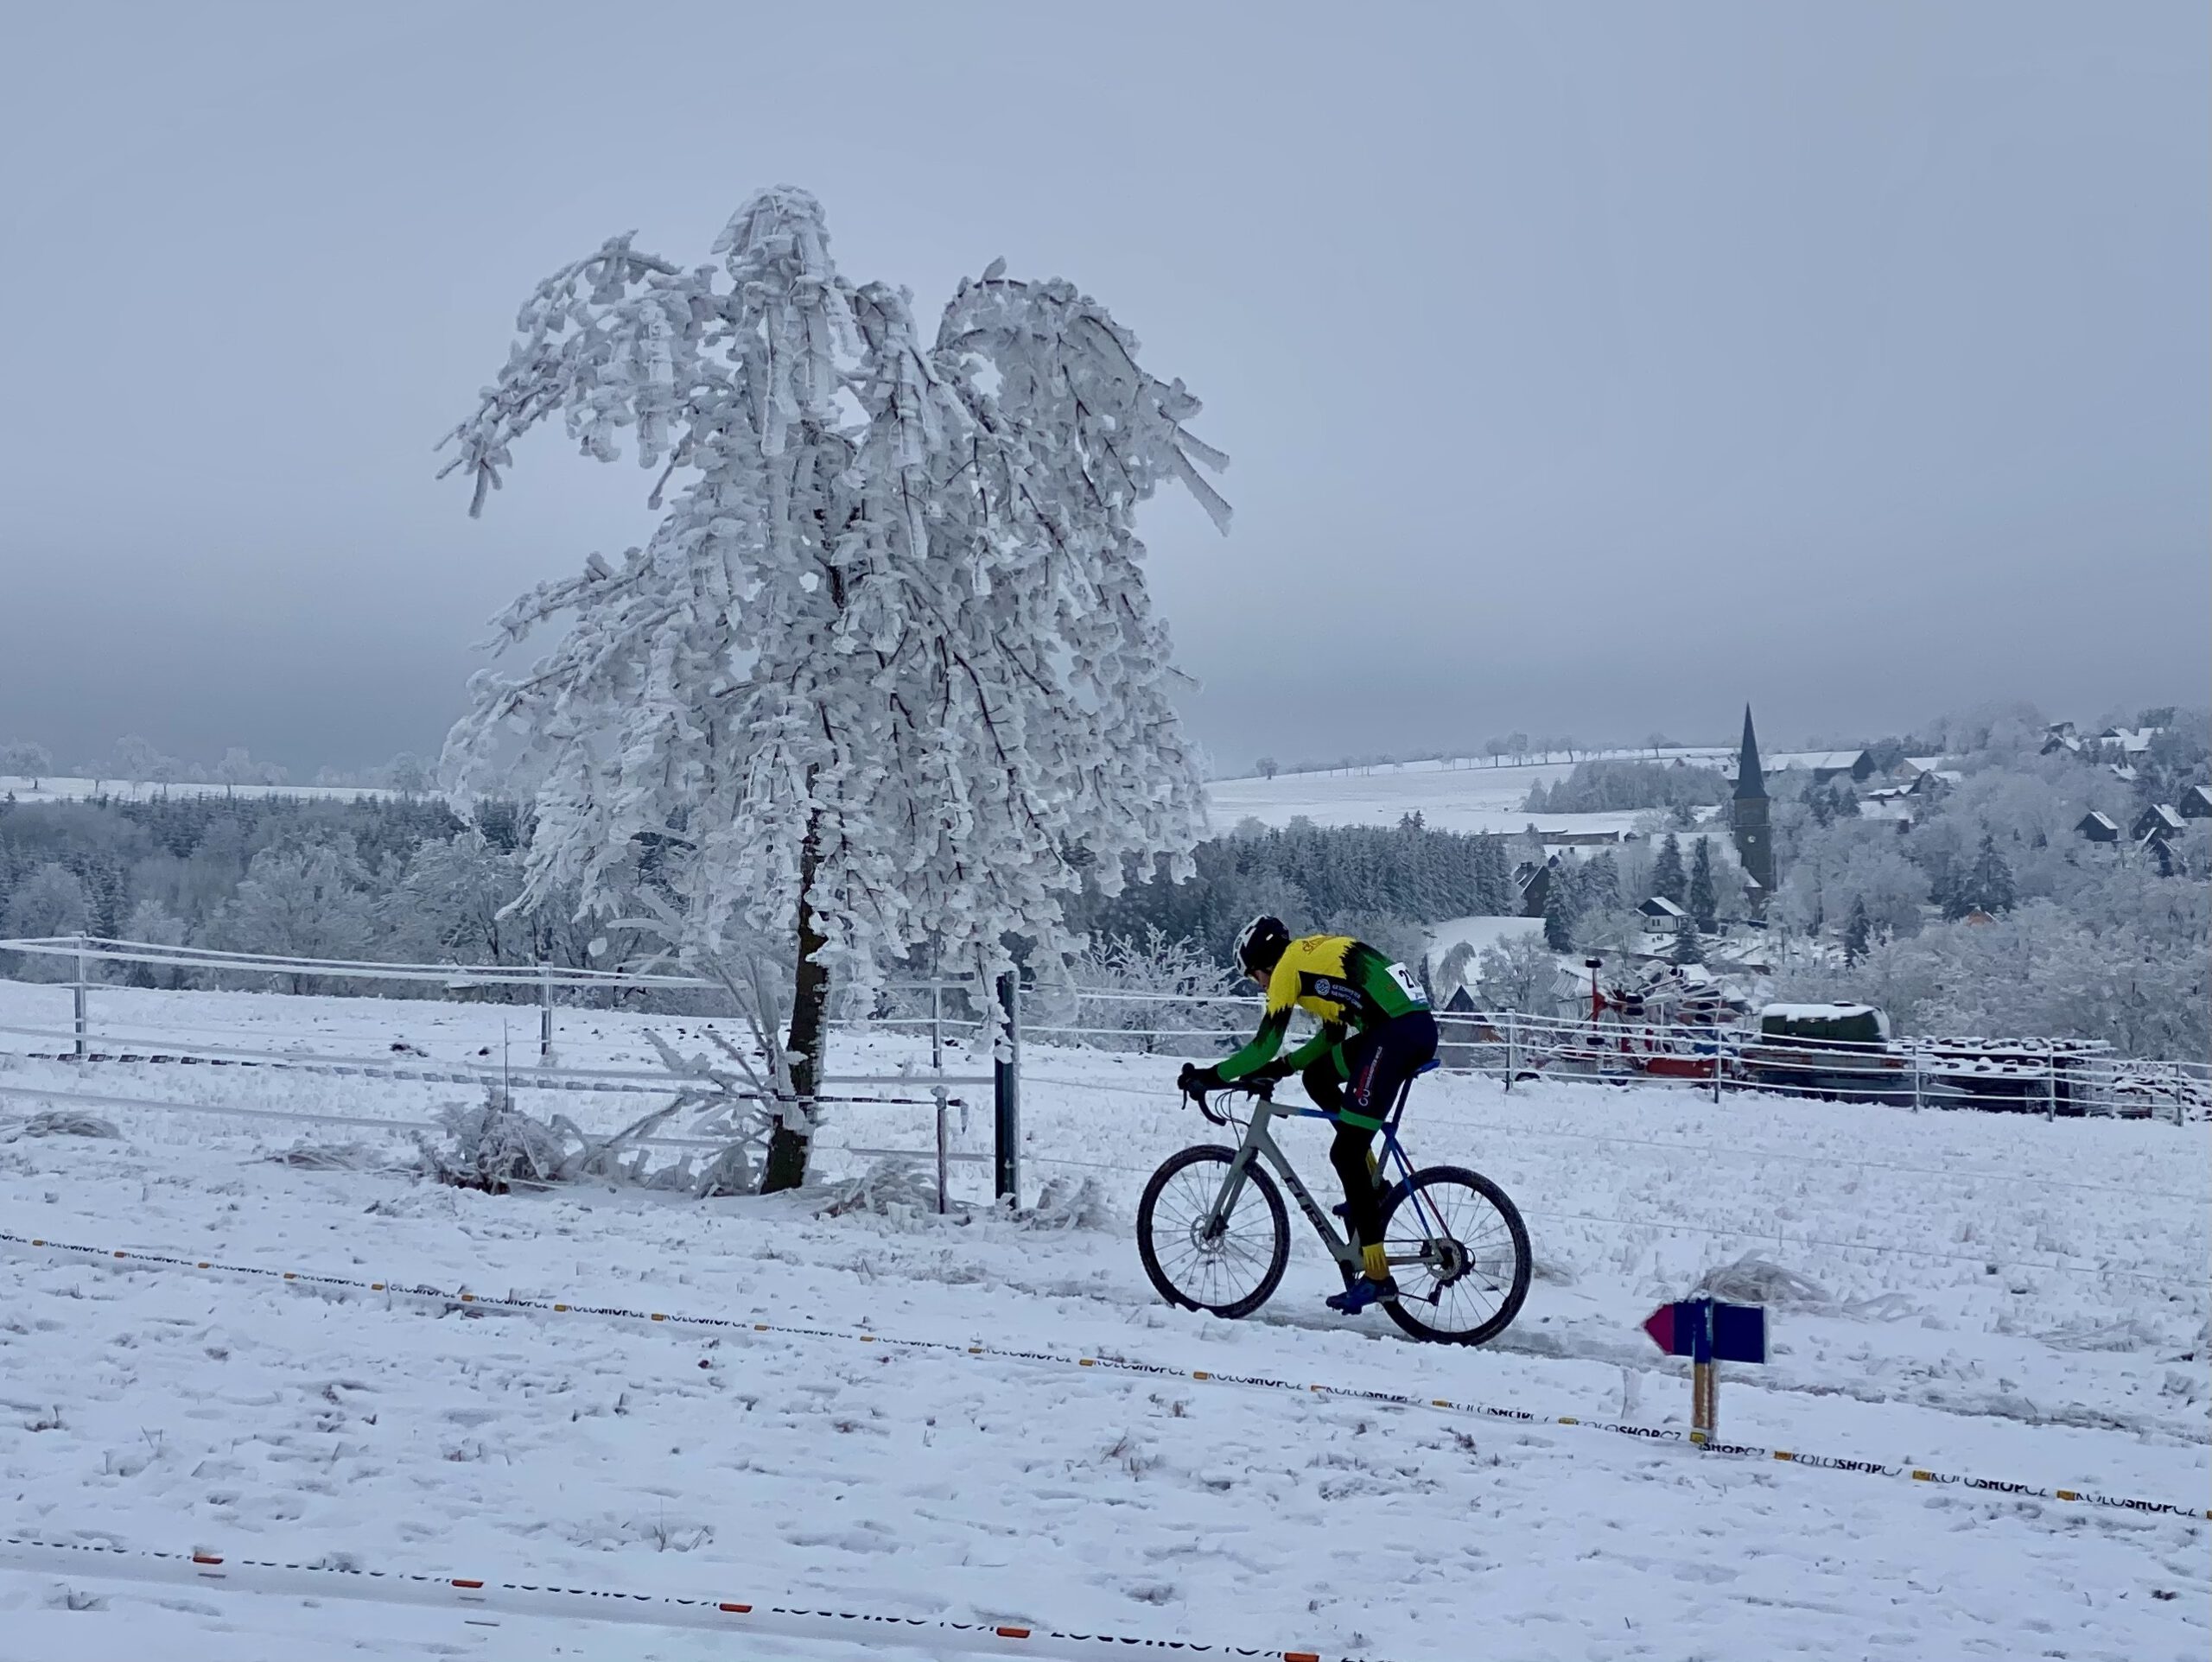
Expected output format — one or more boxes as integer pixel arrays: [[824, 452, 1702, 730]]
[[1233, 913, 1290, 981]]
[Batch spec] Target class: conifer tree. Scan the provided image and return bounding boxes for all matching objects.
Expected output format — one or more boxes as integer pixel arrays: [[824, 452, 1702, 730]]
[[1542, 864, 1580, 951], [1670, 917, 1705, 966], [1581, 851, 1622, 912], [1965, 833, 2017, 915], [1687, 836, 1718, 932], [1651, 834, 1687, 904]]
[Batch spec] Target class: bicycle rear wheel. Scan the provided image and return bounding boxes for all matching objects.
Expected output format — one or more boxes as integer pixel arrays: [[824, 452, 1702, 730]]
[[1377, 1164, 1530, 1345], [1137, 1145, 1290, 1320]]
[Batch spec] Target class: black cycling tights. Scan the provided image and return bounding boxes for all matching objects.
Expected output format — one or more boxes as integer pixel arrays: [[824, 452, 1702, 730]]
[[1328, 1120, 1384, 1249], [1303, 1011, 1438, 1251]]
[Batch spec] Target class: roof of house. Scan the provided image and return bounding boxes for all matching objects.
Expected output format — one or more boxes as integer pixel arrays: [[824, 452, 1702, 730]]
[[2138, 804, 2186, 834], [1769, 750, 1867, 774], [2183, 783, 2212, 812], [2077, 810, 2120, 833], [1637, 896, 1686, 918], [2097, 726, 2158, 753]]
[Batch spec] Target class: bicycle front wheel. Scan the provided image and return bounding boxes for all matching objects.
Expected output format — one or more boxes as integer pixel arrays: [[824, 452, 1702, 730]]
[[1377, 1164, 1531, 1346], [1136, 1145, 1290, 1320]]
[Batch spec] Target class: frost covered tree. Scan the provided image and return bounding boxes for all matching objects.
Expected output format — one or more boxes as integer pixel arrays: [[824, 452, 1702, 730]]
[[391, 834, 529, 965], [1435, 939, 1476, 999], [437, 187, 1230, 1189], [1, 739, 52, 786], [121, 898, 190, 988], [1476, 930, 1557, 1015], [209, 840, 378, 991], [3, 861, 91, 939], [1650, 834, 1686, 905], [378, 752, 434, 795]]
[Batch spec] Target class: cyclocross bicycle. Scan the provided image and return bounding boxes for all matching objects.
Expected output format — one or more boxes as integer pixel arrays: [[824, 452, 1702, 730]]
[[1136, 1062, 1532, 1345]]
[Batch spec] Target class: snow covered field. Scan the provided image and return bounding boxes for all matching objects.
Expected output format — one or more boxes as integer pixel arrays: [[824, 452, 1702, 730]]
[[1205, 752, 1728, 836], [1, 978, 2205, 1660], [1425, 915, 1544, 966]]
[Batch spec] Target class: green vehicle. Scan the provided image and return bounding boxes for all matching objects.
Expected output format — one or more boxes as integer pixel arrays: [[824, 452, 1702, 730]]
[[1741, 1002, 1910, 1101]]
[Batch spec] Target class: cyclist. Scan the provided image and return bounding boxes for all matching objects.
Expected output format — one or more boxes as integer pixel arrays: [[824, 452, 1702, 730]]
[[1178, 915, 1438, 1314]]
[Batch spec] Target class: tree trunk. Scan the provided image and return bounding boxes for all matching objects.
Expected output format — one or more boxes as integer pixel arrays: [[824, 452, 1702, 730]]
[[761, 819, 829, 1193]]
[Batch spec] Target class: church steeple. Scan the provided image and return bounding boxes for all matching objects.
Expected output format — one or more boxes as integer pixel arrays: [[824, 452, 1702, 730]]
[[1733, 704, 1767, 802], [1731, 705, 1775, 905]]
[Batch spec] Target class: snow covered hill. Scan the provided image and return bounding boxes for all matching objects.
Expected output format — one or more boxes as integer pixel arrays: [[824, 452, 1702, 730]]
[[0, 979, 2204, 1659], [1205, 750, 1730, 835]]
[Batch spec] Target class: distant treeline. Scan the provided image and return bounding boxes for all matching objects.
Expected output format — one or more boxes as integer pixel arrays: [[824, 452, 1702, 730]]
[[0, 792, 634, 996], [2, 794, 1523, 994], [1069, 816, 1524, 969], [1522, 758, 1729, 815]]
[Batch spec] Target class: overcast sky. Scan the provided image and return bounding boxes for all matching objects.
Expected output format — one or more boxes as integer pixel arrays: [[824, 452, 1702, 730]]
[[1, 1, 2203, 779]]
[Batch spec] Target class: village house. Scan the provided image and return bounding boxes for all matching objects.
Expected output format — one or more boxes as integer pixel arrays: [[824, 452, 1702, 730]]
[[2075, 810, 2120, 845], [2133, 803, 2186, 845]]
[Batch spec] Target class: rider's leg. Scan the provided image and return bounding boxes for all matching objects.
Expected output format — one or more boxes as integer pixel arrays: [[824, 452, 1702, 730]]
[[1329, 1119, 1387, 1272], [1337, 1013, 1440, 1282], [1300, 1053, 1345, 1112], [1304, 1050, 1380, 1206]]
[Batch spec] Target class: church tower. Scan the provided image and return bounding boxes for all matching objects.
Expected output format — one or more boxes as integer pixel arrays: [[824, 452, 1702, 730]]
[[1732, 704, 1775, 910]]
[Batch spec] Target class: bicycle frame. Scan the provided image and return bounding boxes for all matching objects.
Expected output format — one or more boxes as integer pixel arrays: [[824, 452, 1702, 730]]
[[1203, 1091, 1450, 1271]]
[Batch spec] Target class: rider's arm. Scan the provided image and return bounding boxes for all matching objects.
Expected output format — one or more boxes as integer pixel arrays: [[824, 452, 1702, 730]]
[[1279, 1021, 1345, 1074], [1211, 959, 1302, 1083], [1212, 1005, 1293, 1083]]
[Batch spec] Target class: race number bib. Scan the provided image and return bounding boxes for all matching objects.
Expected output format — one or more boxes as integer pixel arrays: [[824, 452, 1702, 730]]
[[1385, 961, 1428, 1006]]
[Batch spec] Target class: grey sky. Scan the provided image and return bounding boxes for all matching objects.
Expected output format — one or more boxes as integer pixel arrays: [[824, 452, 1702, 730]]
[[1, 1, 2203, 779]]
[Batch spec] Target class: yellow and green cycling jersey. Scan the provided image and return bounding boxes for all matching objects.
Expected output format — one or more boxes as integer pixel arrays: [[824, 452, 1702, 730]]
[[1213, 935, 1430, 1085]]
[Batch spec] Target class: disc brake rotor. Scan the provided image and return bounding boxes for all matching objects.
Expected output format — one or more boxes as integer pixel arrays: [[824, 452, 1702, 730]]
[[1425, 1234, 1470, 1290]]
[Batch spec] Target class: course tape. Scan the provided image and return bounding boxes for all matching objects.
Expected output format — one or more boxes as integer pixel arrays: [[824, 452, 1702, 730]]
[[3, 1229, 2203, 1526], [0, 1533, 1354, 1661]]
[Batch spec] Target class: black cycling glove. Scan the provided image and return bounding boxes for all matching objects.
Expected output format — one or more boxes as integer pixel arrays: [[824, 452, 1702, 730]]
[[1177, 1063, 1224, 1101]]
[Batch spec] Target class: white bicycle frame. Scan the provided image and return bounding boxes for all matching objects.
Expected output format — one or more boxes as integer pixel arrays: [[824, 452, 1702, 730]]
[[1203, 1088, 1446, 1272]]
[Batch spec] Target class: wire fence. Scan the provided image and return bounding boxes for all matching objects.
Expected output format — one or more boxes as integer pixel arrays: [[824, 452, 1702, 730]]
[[3, 936, 2204, 1208], [3, 937, 2203, 1293], [991, 982, 2209, 1126]]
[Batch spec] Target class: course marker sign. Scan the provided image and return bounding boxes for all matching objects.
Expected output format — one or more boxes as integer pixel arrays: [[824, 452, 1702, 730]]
[[1645, 1297, 1767, 1441]]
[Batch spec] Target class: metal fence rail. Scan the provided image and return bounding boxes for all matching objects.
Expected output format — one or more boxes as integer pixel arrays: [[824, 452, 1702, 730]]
[[0, 935, 999, 1211], [943, 980, 2208, 1125], [4, 939, 2202, 1217]]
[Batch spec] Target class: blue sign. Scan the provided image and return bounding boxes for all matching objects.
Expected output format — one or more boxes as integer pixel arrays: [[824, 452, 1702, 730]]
[[1644, 1297, 1768, 1365]]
